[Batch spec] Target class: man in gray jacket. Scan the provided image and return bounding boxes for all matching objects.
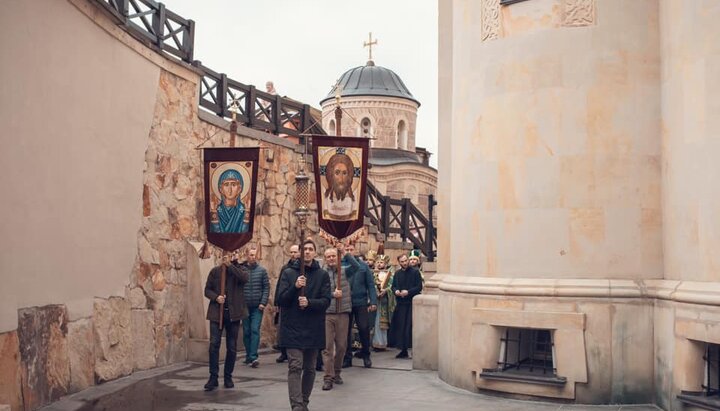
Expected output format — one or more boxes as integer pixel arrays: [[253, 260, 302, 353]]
[[240, 247, 270, 368], [321, 247, 352, 391]]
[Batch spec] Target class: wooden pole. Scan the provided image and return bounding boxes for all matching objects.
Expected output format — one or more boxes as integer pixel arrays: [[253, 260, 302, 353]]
[[218, 253, 227, 330]]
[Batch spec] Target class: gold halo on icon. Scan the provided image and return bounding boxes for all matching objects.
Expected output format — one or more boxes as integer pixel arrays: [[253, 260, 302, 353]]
[[211, 162, 252, 202]]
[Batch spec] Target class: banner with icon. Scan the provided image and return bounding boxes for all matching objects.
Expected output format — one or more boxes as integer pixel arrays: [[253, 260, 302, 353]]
[[203, 148, 259, 251], [311, 135, 369, 241]]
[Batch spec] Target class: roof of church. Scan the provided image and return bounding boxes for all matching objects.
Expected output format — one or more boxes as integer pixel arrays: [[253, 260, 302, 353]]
[[320, 61, 420, 106], [370, 148, 423, 166]]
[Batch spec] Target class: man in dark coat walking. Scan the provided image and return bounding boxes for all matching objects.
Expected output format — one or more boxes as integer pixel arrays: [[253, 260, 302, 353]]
[[389, 253, 422, 359], [274, 244, 300, 363], [204, 253, 249, 391], [276, 239, 331, 411]]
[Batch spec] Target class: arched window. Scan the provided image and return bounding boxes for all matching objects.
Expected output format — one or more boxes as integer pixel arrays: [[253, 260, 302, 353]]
[[359, 117, 372, 138], [397, 120, 407, 149], [328, 119, 336, 135]]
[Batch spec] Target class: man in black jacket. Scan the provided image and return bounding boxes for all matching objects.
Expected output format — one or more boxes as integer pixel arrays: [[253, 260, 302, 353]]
[[204, 253, 249, 391], [274, 244, 300, 363], [276, 239, 331, 411]]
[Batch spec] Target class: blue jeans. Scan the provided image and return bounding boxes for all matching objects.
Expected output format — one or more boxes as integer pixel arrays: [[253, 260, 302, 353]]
[[243, 306, 263, 362], [209, 313, 240, 380]]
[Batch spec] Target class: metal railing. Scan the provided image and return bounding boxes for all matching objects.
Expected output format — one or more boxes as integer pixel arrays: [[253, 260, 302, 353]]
[[93, 0, 320, 140], [365, 181, 437, 261]]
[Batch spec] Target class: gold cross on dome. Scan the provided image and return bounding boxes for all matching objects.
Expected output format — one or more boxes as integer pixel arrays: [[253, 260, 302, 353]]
[[363, 32, 378, 61]]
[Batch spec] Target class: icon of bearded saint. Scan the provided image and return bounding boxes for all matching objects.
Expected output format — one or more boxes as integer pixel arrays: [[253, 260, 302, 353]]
[[322, 152, 357, 221]]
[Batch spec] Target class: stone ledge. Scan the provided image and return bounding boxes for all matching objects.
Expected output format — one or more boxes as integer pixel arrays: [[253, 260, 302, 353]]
[[197, 110, 304, 152], [437, 276, 720, 306]]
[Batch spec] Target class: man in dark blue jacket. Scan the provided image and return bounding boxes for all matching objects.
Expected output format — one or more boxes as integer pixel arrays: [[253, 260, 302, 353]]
[[341, 242, 378, 368], [276, 239, 331, 411], [240, 247, 269, 368]]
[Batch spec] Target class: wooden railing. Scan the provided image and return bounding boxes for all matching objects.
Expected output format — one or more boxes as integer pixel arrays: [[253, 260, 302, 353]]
[[366, 182, 437, 261], [195, 64, 315, 138], [96, 0, 195, 62], [93, 0, 319, 140]]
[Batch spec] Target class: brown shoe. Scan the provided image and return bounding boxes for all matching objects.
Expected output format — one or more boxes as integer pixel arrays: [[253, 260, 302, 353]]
[[322, 380, 333, 391]]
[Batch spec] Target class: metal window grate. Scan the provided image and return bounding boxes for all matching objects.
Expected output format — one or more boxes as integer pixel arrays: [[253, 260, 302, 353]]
[[498, 328, 556, 376], [703, 343, 720, 396]]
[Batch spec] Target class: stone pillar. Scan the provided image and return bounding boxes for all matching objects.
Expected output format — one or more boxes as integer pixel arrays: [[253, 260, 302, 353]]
[[436, 0, 661, 403]]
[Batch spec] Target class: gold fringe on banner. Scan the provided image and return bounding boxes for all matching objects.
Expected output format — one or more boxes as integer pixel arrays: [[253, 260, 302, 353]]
[[319, 227, 367, 245]]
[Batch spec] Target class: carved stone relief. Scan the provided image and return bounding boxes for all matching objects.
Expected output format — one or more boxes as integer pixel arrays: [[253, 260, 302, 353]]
[[562, 0, 595, 27], [482, 0, 501, 41]]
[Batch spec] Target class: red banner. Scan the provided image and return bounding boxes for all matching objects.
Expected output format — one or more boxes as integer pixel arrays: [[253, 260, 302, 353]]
[[203, 148, 259, 251], [311, 135, 369, 241]]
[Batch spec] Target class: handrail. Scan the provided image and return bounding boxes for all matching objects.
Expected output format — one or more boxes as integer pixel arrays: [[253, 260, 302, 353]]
[[93, 0, 321, 141], [365, 181, 437, 261]]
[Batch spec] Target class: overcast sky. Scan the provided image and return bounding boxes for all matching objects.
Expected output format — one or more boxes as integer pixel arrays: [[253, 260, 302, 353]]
[[163, 0, 438, 166]]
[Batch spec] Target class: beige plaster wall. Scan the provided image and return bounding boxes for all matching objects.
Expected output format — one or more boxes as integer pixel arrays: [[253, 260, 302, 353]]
[[321, 97, 418, 151], [437, 0, 453, 274], [660, 0, 720, 283], [0, 0, 160, 332], [444, 0, 662, 280]]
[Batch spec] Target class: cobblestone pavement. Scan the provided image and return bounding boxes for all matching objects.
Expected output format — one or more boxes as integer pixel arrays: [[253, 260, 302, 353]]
[[41, 350, 660, 411]]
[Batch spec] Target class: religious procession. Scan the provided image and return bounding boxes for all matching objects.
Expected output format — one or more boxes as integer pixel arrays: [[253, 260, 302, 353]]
[[202, 102, 427, 411]]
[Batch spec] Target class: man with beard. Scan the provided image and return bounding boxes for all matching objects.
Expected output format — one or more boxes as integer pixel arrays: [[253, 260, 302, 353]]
[[322, 152, 357, 221], [388, 254, 422, 359], [276, 240, 331, 411]]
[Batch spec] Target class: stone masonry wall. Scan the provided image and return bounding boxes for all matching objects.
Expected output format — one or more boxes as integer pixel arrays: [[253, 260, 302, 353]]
[[0, 65, 320, 411]]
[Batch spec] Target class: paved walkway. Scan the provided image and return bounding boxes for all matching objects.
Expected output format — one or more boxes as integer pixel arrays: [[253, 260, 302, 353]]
[[42, 350, 660, 411]]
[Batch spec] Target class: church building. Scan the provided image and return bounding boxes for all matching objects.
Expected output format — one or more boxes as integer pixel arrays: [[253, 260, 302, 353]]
[[319, 52, 437, 221]]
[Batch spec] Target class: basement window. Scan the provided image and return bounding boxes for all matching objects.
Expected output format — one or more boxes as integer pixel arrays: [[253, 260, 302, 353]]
[[479, 327, 567, 386], [678, 343, 720, 410]]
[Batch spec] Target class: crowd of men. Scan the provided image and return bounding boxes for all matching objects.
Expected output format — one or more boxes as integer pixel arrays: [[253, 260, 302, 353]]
[[202, 240, 424, 411]]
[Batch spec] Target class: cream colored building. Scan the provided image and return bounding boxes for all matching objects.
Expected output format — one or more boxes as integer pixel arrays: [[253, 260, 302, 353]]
[[414, 1, 720, 410], [320, 60, 438, 219]]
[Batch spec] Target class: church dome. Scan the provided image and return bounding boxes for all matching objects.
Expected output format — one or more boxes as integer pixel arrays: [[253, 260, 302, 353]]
[[320, 61, 420, 106]]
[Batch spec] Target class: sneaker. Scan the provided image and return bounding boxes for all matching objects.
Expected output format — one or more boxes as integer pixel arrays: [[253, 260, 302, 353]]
[[276, 354, 288, 363], [363, 356, 372, 368], [243, 359, 252, 365], [203, 377, 218, 391], [224, 378, 234, 388], [395, 350, 409, 359], [322, 380, 333, 391], [251, 359, 259, 368], [333, 375, 344, 385]]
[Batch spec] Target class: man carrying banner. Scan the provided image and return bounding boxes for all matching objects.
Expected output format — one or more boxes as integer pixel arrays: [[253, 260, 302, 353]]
[[203, 253, 249, 391], [276, 239, 331, 411]]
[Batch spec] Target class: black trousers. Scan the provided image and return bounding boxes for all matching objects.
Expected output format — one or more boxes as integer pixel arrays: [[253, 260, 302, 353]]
[[208, 312, 241, 380], [344, 305, 371, 360]]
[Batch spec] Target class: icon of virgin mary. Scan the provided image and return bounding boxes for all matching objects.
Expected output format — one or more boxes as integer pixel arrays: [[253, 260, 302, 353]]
[[211, 169, 248, 233]]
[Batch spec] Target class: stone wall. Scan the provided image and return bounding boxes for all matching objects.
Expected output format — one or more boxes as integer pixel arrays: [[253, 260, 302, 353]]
[[0, 1, 319, 409]]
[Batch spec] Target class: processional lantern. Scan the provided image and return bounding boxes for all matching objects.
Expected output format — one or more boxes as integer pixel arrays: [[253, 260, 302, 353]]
[[294, 156, 311, 296]]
